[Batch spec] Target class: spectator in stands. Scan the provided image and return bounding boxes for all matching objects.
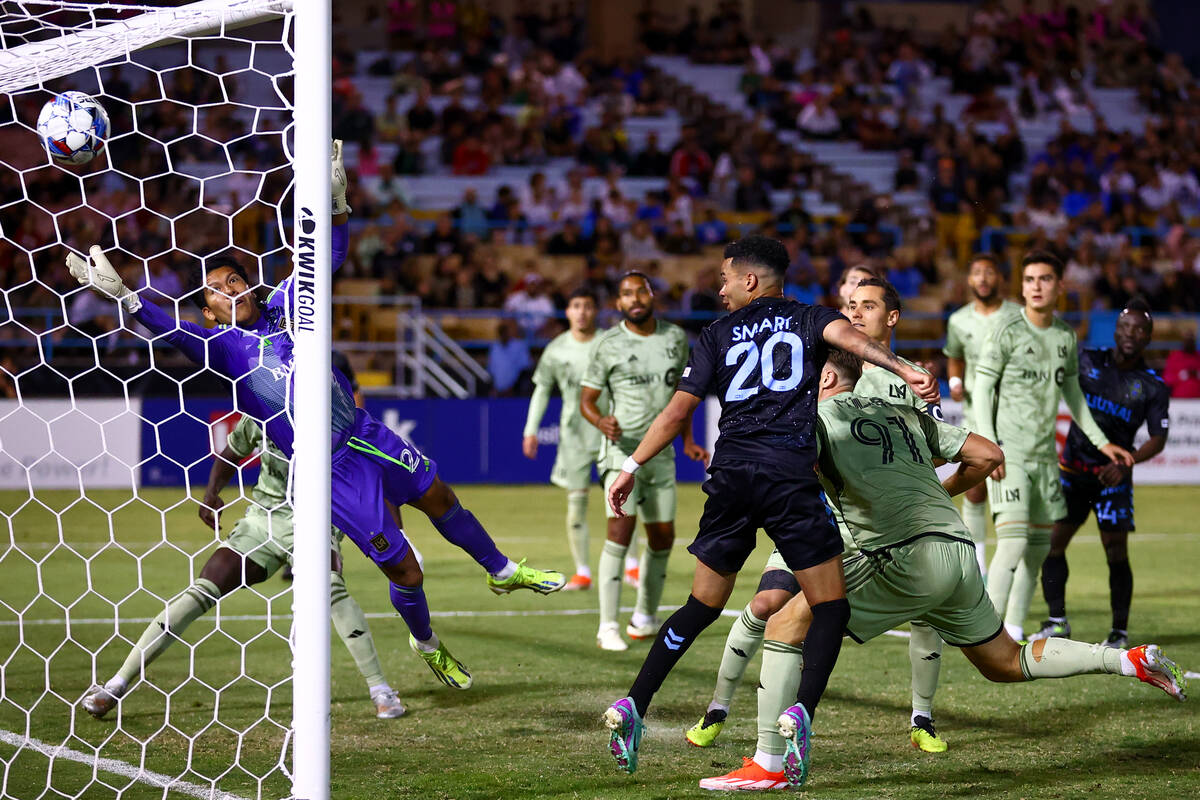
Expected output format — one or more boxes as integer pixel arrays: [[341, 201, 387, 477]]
[[733, 165, 771, 212], [777, 194, 812, 233], [893, 150, 920, 192], [662, 220, 700, 255], [452, 134, 493, 176], [631, 131, 670, 176], [546, 220, 591, 255], [887, 257, 925, 299], [364, 162, 412, 210], [796, 94, 840, 139], [680, 266, 721, 329], [140, 258, 183, 303], [504, 271, 555, 334], [695, 207, 728, 245], [405, 85, 437, 138], [668, 127, 713, 190], [474, 256, 510, 308], [423, 213, 463, 256], [621, 219, 663, 262], [1165, 332, 1200, 398], [836, 264, 879, 310], [489, 318, 531, 395], [452, 188, 490, 239], [520, 172, 556, 228]]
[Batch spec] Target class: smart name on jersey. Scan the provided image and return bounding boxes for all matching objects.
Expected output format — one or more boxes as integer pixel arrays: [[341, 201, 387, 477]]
[[1061, 347, 1170, 474], [676, 296, 844, 471]]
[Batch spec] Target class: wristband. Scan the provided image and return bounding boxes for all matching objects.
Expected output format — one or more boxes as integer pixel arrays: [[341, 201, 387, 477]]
[[621, 455, 642, 475], [948, 376, 963, 392]]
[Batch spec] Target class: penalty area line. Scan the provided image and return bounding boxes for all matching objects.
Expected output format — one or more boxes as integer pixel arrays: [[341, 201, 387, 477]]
[[0, 729, 250, 800]]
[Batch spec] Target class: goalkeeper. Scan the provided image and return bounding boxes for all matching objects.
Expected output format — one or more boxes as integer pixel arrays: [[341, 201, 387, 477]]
[[68, 141, 564, 694], [83, 414, 408, 721]]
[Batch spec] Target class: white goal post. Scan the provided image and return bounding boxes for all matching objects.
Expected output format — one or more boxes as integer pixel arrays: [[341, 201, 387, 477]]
[[0, 1, 333, 798]]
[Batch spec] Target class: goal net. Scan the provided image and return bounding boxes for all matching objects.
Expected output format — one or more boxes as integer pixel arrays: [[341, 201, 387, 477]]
[[0, 2, 332, 798]]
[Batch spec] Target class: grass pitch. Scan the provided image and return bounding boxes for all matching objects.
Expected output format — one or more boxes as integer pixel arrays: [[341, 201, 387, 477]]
[[1, 484, 1197, 799]]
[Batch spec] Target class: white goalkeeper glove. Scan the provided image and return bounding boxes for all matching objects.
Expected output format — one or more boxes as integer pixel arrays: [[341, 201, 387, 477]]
[[331, 138, 351, 216], [65, 246, 142, 314]]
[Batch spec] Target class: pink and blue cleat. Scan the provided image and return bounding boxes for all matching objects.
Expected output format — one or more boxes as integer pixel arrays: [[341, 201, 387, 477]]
[[603, 697, 644, 774]]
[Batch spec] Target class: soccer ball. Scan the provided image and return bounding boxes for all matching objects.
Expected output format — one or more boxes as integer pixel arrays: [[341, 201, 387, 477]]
[[36, 91, 110, 165]]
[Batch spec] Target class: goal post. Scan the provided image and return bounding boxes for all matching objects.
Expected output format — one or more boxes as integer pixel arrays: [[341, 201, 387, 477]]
[[0, 1, 333, 798], [289, 0, 332, 798]]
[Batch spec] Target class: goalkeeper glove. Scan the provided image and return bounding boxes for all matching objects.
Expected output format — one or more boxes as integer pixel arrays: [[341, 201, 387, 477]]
[[65, 246, 142, 314], [331, 138, 351, 216]]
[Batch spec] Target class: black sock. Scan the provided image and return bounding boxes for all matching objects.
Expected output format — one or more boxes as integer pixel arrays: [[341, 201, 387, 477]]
[[795, 598, 850, 721], [627, 594, 722, 717], [1042, 553, 1069, 619], [1108, 558, 1133, 632]]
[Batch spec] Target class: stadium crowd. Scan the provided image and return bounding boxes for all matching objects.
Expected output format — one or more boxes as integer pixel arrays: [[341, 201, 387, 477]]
[[3, 0, 1200, 397]]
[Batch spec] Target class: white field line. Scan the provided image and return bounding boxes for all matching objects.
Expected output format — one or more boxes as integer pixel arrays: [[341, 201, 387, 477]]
[[0, 729, 251, 800]]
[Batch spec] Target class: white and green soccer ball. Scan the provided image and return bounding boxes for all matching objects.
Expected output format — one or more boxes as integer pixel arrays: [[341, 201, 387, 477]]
[[36, 91, 110, 165]]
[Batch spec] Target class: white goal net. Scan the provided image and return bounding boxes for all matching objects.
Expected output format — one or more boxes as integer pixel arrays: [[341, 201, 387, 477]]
[[0, 2, 330, 798]]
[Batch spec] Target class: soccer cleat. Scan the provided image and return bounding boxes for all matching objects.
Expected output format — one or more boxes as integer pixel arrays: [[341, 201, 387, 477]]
[[1127, 644, 1188, 701], [487, 559, 566, 595], [597, 623, 629, 652], [686, 707, 728, 747], [562, 573, 592, 591], [777, 703, 812, 788], [1100, 629, 1129, 649], [909, 715, 948, 753], [603, 697, 644, 774], [1028, 619, 1071, 642], [698, 756, 788, 791], [626, 618, 660, 640], [409, 635, 473, 689], [80, 685, 121, 719], [624, 565, 640, 587], [371, 688, 406, 719]]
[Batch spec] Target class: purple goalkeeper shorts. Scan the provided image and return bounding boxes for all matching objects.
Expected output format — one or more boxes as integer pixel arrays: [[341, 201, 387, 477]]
[[330, 409, 438, 567]]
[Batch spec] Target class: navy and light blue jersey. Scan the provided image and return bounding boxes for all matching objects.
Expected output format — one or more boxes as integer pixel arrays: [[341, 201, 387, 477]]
[[677, 295, 844, 472], [132, 223, 356, 457], [1061, 347, 1170, 473]]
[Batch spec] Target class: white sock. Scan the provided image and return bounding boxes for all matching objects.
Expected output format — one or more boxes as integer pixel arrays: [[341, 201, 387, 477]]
[[707, 700, 730, 715], [576, 566, 592, 579], [1049, 616, 1068, 624], [492, 560, 518, 580], [911, 710, 932, 725], [1119, 650, 1136, 676], [753, 749, 783, 773], [103, 676, 128, 696], [368, 683, 392, 697], [413, 632, 440, 653], [624, 556, 639, 572], [1004, 622, 1024, 641]]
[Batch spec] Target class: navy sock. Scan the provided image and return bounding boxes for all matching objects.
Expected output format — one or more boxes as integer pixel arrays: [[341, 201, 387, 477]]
[[1042, 553, 1069, 619], [389, 582, 433, 642], [1108, 558, 1132, 632], [628, 594, 722, 717], [795, 598, 850, 721], [432, 502, 507, 574]]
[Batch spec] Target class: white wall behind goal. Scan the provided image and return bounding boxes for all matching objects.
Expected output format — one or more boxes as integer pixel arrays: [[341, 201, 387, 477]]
[[0, 399, 142, 489]]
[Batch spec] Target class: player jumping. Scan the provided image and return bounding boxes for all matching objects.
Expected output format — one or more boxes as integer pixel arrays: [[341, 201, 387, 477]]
[[600, 236, 939, 777]]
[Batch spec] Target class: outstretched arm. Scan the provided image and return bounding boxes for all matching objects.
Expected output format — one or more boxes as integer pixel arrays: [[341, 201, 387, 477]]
[[822, 318, 940, 403], [941, 433, 1004, 497], [522, 381, 552, 459]]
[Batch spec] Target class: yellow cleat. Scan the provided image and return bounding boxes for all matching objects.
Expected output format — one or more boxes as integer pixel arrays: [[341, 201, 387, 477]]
[[910, 715, 948, 753]]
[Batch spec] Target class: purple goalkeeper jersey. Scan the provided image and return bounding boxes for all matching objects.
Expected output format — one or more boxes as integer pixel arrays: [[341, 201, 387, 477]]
[[132, 223, 357, 456]]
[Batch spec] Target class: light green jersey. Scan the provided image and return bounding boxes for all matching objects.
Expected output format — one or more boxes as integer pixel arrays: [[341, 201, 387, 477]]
[[816, 394, 971, 551], [943, 300, 1022, 403], [528, 330, 603, 456], [582, 319, 690, 470], [226, 415, 289, 509], [854, 356, 938, 417], [975, 310, 1081, 461]]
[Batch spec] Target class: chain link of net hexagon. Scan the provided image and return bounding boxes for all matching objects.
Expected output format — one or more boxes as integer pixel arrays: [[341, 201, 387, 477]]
[[0, 2, 301, 797]]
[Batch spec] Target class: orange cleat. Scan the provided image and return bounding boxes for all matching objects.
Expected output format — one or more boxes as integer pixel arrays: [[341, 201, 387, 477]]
[[1127, 644, 1188, 701], [624, 565, 640, 587], [698, 757, 788, 791], [563, 573, 592, 591]]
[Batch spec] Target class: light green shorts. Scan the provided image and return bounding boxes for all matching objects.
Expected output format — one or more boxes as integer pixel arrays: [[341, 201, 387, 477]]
[[550, 445, 599, 491], [987, 458, 1065, 526], [225, 504, 343, 575], [844, 536, 1002, 647], [603, 451, 676, 523]]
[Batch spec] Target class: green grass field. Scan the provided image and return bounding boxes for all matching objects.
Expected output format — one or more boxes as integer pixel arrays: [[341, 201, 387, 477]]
[[1, 484, 1197, 800]]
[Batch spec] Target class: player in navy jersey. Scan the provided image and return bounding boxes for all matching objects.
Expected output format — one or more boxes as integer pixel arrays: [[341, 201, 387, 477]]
[[601, 236, 939, 778], [1034, 299, 1169, 648]]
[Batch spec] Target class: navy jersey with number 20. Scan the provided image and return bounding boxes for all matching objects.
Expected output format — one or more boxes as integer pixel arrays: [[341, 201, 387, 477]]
[[677, 296, 845, 472]]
